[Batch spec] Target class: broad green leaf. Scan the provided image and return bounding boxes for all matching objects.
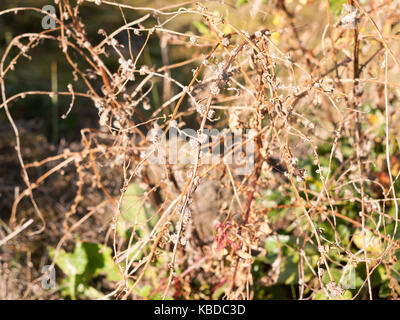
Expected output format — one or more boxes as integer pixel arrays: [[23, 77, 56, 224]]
[[264, 234, 290, 254], [48, 241, 123, 299], [59, 278, 77, 300], [322, 266, 363, 289], [83, 286, 106, 299], [48, 242, 87, 276], [135, 284, 151, 298], [236, 0, 248, 7], [81, 242, 122, 282], [313, 289, 352, 300], [192, 21, 210, 37], [278, 252, 299, 285], [353, 229, 383, 256], [264, 234, 290, 263], [118, 183, 156, 239], [151, 292, 173, 300], [329, 0, 346, 17], [212, 282, 228, 299], [379, 281, 391, 298]]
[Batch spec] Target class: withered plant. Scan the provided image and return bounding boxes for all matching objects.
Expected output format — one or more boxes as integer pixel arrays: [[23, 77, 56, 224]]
[[1, 0, 400, 300]]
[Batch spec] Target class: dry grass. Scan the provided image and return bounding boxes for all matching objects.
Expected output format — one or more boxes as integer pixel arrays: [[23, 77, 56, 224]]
[[1, 0, 400, 300]]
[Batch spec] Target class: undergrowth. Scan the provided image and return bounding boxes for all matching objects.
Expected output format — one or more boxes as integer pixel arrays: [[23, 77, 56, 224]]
[[1, 0, 400, 300]]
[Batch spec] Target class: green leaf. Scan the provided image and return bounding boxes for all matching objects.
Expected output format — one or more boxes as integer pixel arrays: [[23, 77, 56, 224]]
[[322, 268, 342, 284], [82, 286, 106, 299], [118, 183, 156, 239], [353, 229, 383, 256], [59, 278, 76, 299], [313, 290, 328, 300], [342, 290, 353, 299], [337, 224, 351, 246], [151, 292, 172, 300], [264, 234, 290, 263], [135, 285, 151, 298], [48, 242, 88, 277], [81, 242, 122, 282], [212, 282, 228, 299], [313, 289, 352, 300], [322, 266, 363, 290], [329, 0, 346, 17], [278, 252, 299, 285], [48, 241, 123, 299], [236, 0, 248, 7], [379, 281, 391, 298], [265, 234, 290, 253], [192, 21, 210, 37]]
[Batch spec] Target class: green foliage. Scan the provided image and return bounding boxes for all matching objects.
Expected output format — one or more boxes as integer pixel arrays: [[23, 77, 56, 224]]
[[236, 0, 268, 7], [46, 184, 162, 300], [192, 21, 211, 37], [118, 183, 157, 240], [329, 0, 347, 17], [48, 241, 122, 299], [236, 0, 248, 8], [353, 230, 384, 256], [313, 289, 353, 300]]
